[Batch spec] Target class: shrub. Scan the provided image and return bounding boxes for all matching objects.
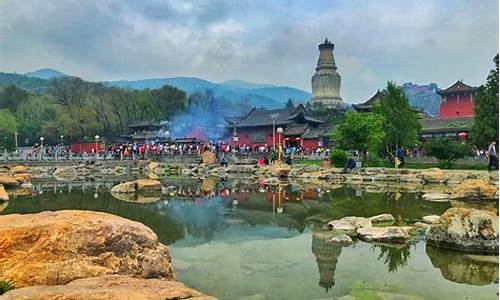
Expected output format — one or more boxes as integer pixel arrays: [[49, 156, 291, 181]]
[[424, 139, 472, 169], [0, 280, 15, 295], [363, 154, 389, 167], [330, 149, 349, 167]]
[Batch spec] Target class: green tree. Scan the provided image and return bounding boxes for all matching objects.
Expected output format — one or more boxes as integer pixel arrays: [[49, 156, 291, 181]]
[[285, 98, 295, 109], [0, 85, 31, 111], [332, 112, 385, 159], [0, 109, 17, 150], [424, 138, 472, 168], [374, 81, 421, 154], [150, 85, 187, 120], [471, 54, 499, 147]]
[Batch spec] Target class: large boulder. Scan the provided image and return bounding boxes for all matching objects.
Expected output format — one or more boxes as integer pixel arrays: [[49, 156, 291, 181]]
[[426, 208, 499, 254], [356, 226, 409, 243], [422, 193, 450, 202], [327, 217, 371, 236], [419, 168, 447, 184], [0, 210, 175, 288], [450, 179, 498, 200], [52, 166, 78, 180], [9, 165, 28, 173], [1, 275, 216, 300], [0, 184, 8, 201], [0, 175, 20, 187], [111, 179, 162, 194]]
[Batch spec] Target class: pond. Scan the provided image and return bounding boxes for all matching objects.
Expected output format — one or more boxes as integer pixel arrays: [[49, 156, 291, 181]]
[[2, 178, 498, 300]]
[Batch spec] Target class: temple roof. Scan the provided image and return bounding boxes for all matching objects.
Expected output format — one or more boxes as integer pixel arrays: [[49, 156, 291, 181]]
[[128, 121, 162, 129], [352, 90, 384, 112], [419, 116, 474, 133], [437, 80, 477, 96], [225, 104, 324, 128]]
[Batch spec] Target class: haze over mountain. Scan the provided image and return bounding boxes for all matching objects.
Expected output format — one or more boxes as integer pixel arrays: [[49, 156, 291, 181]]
[[24, 68, 67, 80]]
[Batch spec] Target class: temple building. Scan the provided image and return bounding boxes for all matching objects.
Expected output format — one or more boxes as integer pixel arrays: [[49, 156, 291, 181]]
[[225, 104, 330, 150], [437, 80, 477, 119], [310, 39, 342, 108]]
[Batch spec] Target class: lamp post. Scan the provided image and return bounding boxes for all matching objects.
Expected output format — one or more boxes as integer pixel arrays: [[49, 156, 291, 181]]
[[94, 135, 99, 158], [14, 131, 18, 152], [39, 137, 44, 160], [271, 113, 279, 151], [276, 127, 283, 163], [60, 135, 64, 145]]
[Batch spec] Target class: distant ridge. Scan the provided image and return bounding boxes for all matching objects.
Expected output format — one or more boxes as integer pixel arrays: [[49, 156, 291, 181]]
[[24, 68, 67, 80]]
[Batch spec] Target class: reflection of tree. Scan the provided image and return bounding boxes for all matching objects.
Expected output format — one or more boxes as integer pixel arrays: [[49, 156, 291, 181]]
[[371, 243, 411, 272], [311, 231, 343, 291]]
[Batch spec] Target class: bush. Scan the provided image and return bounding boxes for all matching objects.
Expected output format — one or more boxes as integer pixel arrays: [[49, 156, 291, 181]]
[[363, 154, 389, 167], [424, 139, 472, 169], [330, 149, 349, 167], [0, 280, 15, 295]]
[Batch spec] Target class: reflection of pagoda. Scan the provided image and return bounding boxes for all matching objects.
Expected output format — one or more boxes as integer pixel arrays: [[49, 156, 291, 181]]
[[311, 231, 342, 291]]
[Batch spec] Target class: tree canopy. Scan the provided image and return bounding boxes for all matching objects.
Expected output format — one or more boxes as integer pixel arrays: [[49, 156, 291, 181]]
[[374, 81, 421, 153], [332, 112, 385, 158], [424, 138, 471, 168], [471, 54, 499, 147]]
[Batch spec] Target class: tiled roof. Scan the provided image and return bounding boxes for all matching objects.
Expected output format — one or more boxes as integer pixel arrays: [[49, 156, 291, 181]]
[[226, 104, 324, 128], [437, 81, 477, 96], [419, 116, 474, 133]]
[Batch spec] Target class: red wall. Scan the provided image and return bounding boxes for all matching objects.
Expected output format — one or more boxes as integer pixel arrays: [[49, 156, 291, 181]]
[[230, 127, 321, 149], [440, 92, 474, 119], [71, 142, 102, 154]]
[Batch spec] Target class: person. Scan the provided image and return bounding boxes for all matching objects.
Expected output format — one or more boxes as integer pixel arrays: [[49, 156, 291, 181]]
[[343, 157, 356, 173], [220, 152, 228, 167], [285, 155, 292, 165], [488, 141, 497, 171], [396, 146, 405, 168]]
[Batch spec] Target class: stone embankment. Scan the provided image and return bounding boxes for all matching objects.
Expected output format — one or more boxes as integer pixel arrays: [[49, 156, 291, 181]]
[[0, 210, 216, 299]]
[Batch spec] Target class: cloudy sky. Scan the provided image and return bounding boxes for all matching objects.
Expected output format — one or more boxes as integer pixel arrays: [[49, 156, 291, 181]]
[[0, 0, 498, 103]]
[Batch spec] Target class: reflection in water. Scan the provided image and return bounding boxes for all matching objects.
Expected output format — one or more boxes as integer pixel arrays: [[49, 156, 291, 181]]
[[371, 243, 412, 272], [426, 245, 499, 286], [2, 177, 498, 298], [311, 231, 342, 291]]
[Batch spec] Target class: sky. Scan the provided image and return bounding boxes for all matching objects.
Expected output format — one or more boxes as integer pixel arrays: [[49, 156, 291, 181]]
[[0, 0, 498, 103]]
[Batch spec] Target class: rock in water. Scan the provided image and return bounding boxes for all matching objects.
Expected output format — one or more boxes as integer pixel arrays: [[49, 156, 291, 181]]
[[422, 215, 440, 224], [422, 193, 450, 202], [1, 275, 216, 300], [419, 168, 447, 184], [426, 208, 499, 254], [9, 165, 28, 173], [329, 234, 354, 244], [111, 179, 162, 194], [0, 210, 175, 288], [369, 213, 395, 224], [356, 226, 409, 243], [327, 217, 372, 236], [450, 179, 498, 200], [0, 184, 8, 201]]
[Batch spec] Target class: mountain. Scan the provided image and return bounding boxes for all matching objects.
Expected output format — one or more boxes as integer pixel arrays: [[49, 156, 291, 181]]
[[401, 82, 442, 117], [0, 72, 48, 93], [107, 77, 311, 109], [219, 79, 274, 90], [24, 68, 67, 80]]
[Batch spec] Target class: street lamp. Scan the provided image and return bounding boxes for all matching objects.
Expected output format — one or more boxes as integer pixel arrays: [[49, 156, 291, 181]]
[[40, 137, 44, 160], [94, 135, 100, 158], [271, 113, 279, 150], [276, 127, 283, 162], [60, 135, 64, 145]]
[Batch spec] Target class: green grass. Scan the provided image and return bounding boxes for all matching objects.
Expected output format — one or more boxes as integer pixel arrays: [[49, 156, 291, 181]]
[[295, 159, 488, 170], [0, 280, 15, 295]]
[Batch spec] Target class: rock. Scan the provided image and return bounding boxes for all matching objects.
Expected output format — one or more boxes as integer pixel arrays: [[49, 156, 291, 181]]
[[268, 163, 291, 177], [356, 226, 409, 243], [422, 193, 450, 202], [422, 215, 440, 224], [369, 213, 395, 224], [0, 210, 174, 288], [1, 275, 216, 300], [327, 217, 372, 236], [419, 168, 447, 184], [110, 181, 137, 193], [426, 245, 499, 285], [0, 184, 8, 201], [450, 179, 498, 200], [329, 234, 354, 244], [110, 179, 162, 194], [201, 151, 217, 164], [9, 165, 28, 173], [0, 175, 19, 187], [52, 166, 78, 180], [12, 172, 32, 184], [136, 179, 162, 192], [426, 208, 499, 254], [414, 222, 430, 229]]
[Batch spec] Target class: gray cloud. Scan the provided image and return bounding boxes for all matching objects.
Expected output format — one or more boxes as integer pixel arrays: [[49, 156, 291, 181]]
[[0, 0, 497, 103]]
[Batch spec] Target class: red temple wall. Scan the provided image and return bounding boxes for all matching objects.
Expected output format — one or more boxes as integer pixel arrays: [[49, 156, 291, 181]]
[[439, 93, 474, 119], [230, 127, 321, 149]]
